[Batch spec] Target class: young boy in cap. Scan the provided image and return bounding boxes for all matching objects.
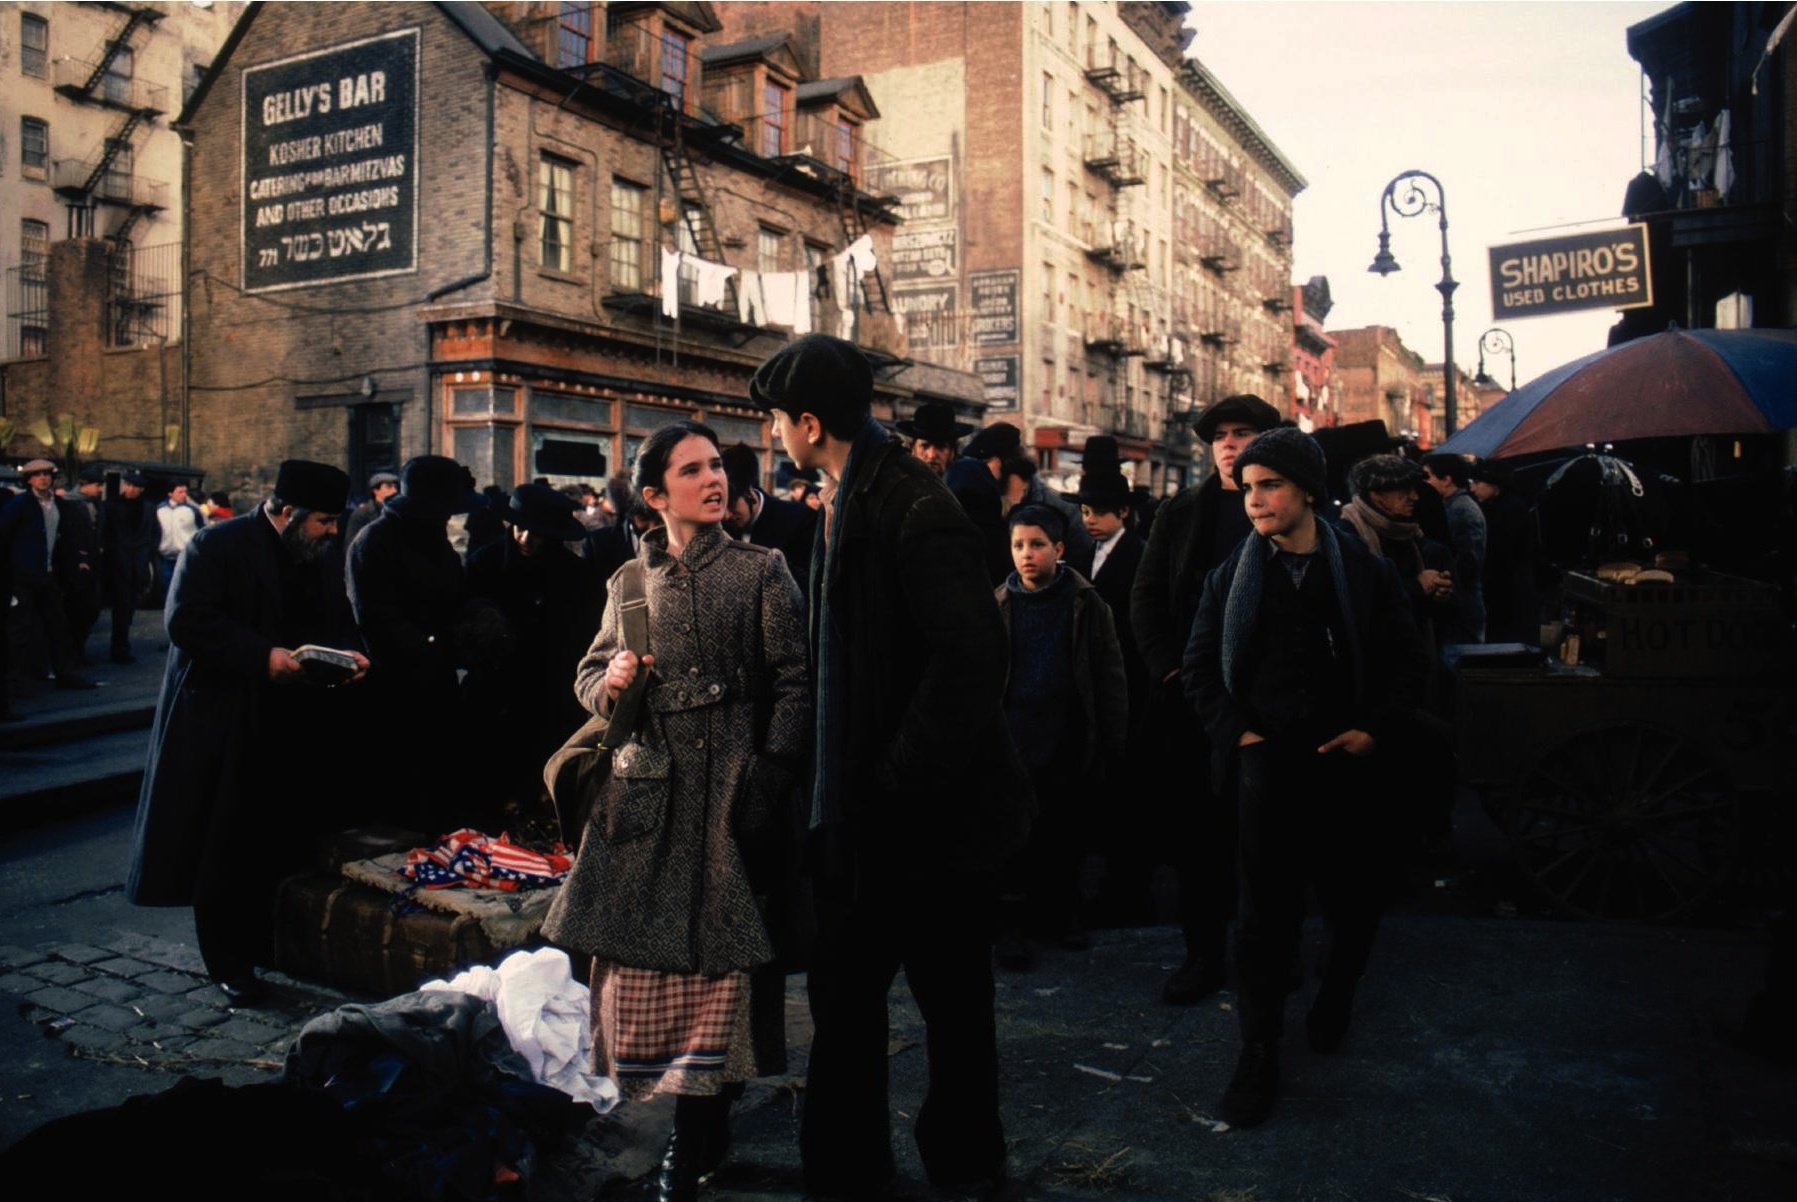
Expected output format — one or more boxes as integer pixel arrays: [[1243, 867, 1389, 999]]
[[1182, 427, 1427, 1127], [748, 332, 1029, 1199], [1129, 393, 1282, 1002], [993, 503, 1128, 968]]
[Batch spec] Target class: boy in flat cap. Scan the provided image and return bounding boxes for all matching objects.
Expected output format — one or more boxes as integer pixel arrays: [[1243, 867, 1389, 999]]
[[1128, 393, 1281, 1002], [1182, 428, 1427, 1127], [748, 333, 1030, 1200], [129, 460, 366, 1006]]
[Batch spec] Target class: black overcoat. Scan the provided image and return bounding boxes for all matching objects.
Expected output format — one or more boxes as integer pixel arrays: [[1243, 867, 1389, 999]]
[[128, 512, 354, 905], [814, 438, 1031, 878], [101, 496, 158, 603]]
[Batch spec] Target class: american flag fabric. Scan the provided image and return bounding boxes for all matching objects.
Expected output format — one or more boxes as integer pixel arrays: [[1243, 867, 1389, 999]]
[[590, 963, 753, 1100], [401, 828, 572, 892]]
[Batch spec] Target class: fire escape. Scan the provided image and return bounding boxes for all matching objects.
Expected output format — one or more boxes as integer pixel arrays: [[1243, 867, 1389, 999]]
[[51, 4, 168, 249], [1081, 49, 1147, 428]]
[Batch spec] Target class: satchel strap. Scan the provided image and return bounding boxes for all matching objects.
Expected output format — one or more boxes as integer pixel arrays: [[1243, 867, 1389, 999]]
[[600, 559, 650, 752]]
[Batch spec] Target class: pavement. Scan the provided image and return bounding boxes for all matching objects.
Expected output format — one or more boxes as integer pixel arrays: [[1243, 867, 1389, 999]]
[[1, 626, 1794, 1199]]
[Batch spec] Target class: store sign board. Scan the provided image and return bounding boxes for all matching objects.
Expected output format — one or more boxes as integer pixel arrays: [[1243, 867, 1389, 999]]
[[892, 283, 958, 349], [974, 354, 1019, 412], [1487, 224, 1652, 319], [242, 29, 420, 293], [968, 269, 1020, 346], [891, 226, 958, 282], [866, 156, 953, 224]]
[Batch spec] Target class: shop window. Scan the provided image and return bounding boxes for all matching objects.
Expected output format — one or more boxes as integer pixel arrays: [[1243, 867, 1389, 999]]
[[539, 154, 574, 273]]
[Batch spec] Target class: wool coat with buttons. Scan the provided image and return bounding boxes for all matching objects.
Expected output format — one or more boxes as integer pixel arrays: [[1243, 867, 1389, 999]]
[[542, 523, 810, 975]]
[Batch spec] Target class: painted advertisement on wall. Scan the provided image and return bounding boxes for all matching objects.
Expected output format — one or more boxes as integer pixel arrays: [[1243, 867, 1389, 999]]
[[241, 29, 419, 293]]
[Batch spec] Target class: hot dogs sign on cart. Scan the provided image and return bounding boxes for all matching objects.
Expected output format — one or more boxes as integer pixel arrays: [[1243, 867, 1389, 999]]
[[242, 29, 419, 293], [1487, 224, 1652, 320]]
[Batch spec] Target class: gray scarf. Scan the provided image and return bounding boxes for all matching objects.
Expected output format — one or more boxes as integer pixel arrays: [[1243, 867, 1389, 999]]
[[1220, 517, 1362, 704]]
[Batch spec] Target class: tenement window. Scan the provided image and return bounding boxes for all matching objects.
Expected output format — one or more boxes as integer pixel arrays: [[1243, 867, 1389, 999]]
[[557, 2, 593, 68], [762, 82, 788, 157], [609, 179, 645, 290], [539, 155, 574, 273], [21, 218, 48, 278], [20, 13, 47, 78], [20, 116, 48, 173], [660, 29, 690, 109]]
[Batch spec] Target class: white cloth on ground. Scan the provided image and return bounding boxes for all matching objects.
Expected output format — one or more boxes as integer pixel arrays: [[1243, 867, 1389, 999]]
[[422, 946, 621, 1112]]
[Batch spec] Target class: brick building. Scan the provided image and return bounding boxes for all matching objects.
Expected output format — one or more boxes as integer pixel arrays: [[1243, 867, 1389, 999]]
[[155, 0, 973, 500], [705, 1, 1302, 495], [1290, 274, 1338, 432], [1330, 325, 1429, 443]]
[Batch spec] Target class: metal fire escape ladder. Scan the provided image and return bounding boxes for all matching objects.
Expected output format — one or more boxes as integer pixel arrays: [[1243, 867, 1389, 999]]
[[659, 116, 736, 315], [834, 187, 889, 314], [80, 6, 160, 96]]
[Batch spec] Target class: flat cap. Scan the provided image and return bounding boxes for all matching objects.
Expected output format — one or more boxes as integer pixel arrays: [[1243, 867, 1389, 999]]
[[20, 458, 56, 475], [1193, 394, 1282, 442], [748, 333, 872, 417]]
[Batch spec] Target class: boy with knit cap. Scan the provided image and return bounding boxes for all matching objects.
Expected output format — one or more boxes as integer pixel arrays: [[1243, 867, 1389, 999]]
[[992, 503, 1128, 968], [1181, 427, 1428, 1127]]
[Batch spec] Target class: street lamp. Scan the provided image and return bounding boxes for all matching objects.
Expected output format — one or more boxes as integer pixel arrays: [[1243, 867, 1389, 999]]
[[1369, 170, 1459, 436], [1474, 327, 1516, 392]]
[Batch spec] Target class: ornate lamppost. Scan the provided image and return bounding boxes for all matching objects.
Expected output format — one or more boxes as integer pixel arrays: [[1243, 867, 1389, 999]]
[[1474, 326, 1516, 392], [1369, 170, 1459, 435]]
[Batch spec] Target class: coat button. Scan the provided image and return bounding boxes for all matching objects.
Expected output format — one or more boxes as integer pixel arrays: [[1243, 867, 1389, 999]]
[[694, 737, 705, 749], [689, 666, 700, 676], [708, 683, 721, 696]]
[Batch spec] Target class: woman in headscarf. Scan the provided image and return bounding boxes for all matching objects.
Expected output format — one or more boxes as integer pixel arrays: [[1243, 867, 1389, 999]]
[[543, 421, 810, 1202]]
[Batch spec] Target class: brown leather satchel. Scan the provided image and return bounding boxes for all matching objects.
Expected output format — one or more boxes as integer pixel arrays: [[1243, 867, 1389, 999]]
[[544, 559, 650, 848]]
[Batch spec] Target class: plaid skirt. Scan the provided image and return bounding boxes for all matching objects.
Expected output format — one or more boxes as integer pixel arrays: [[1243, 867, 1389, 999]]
[[589, 960, 756, 1100]]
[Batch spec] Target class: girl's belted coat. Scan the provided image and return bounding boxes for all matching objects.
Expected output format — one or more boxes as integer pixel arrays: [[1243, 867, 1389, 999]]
[[543, 524, 810, 975]]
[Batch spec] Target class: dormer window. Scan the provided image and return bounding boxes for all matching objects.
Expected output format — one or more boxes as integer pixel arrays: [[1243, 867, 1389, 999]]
[[660, 28, 691, 108], [762, 81, 789, 157]]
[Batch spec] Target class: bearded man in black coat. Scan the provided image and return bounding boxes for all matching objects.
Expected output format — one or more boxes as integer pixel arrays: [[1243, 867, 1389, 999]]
[[128, 461, 364, 1005], [347, 456, 476, 835], [101, 472, 160, 664]]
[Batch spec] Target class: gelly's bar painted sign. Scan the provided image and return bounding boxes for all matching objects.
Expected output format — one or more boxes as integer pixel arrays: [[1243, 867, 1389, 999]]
[[973, 354, 1019, 412], [242, 29, 419, 293], [1487, 224, 1652, 320]]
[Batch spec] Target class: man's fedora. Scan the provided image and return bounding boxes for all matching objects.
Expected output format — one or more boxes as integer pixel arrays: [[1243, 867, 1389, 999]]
[[896, 401, 975, 445], [501, 482, 586, 541]]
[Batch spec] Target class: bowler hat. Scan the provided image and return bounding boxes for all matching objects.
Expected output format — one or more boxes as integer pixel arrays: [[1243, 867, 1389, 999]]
[[748, 333, 873, 420], [964, 421, 1023, 462], [896, 401, 975, 444], [400, 455, 481, 515], [274, 459, 351, 513], [1192, 394, 1282, 443], [501, 483, 586, 541], [20, 458, 56, 476]]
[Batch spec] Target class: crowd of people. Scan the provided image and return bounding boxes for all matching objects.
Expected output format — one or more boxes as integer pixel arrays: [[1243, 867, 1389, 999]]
[[6, 331, 1548, 1199]]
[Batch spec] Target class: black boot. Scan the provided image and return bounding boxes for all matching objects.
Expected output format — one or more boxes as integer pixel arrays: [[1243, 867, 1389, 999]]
[[1219, 1040, 1279, 1128], [660, 1093, 732, 1201]]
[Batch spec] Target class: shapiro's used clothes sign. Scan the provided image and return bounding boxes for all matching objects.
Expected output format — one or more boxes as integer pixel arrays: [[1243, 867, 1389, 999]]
[[241, 29, 419, 293], [1487, 224, 1652, 320]]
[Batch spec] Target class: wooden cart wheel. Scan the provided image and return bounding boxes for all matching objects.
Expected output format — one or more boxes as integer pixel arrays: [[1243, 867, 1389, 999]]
[[1506, 723, 1739, 922]]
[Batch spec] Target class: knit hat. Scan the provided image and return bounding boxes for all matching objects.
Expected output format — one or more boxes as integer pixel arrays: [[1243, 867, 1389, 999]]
[[1193, 394, 1282, 442], [748, 333, 873, 421], [273, 459, 351, 513], [1349, 453, 1424, 499], [1233, 426, 1328, 504]]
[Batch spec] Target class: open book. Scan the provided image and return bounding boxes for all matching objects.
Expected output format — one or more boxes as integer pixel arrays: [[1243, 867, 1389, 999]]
[[292, 644, 360, 685]]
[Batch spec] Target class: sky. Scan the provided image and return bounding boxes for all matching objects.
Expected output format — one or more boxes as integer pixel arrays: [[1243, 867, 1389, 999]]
[[1183, 0, 1670, 390]]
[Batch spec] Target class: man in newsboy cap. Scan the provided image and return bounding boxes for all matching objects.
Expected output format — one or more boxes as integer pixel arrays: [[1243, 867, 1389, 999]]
[[748, 333, 1029, 1199], [128, 460, 366, 1007]]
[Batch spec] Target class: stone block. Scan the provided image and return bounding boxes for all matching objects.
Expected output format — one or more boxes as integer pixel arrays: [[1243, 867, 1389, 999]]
[[72, 976, 142, 1004], [0, 945, 49, 969], [45, 942, 112, 965], [24, 961, 89, 986], [133, 993, 203, 1023], [71, 1003, 143, 1033], [175, 1007, 230, 1030], [0, 971, 45, 996], [92, 957, 158, 978], [181, 1036, 258, 1063], [136, 970, 205, 995], [210, 1016, 290, 1048], [58, 1025, 130, 1055], [25, 985, 94, 1014]]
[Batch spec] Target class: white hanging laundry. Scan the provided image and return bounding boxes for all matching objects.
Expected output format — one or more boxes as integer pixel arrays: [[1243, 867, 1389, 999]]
[[737, 270, 767, 324], [422, 947, 620, 1112], [694, 258, 738, 309], [830, 250, 853, 312], [838, 303, 856, 341], [762, 271, 812, 333], [659, 247, 682, 318], [1714, 109, 1734, 200], [845, 234, 876, 275]]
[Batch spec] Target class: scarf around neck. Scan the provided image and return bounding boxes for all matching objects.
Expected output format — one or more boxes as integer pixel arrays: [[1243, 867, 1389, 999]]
[[1339, 497, 1423, 576], [1219, 517, 1362, 705]]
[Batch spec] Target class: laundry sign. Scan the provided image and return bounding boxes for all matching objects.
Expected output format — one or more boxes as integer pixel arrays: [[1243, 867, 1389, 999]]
[[1487, 224, 1652, 319]]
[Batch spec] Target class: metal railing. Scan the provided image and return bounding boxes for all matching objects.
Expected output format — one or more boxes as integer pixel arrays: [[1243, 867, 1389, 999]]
[[54, 157, 168, 209], [5, 265, 49, 360], [106, 240, 179, 348], [53, 57, 168, 112]]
